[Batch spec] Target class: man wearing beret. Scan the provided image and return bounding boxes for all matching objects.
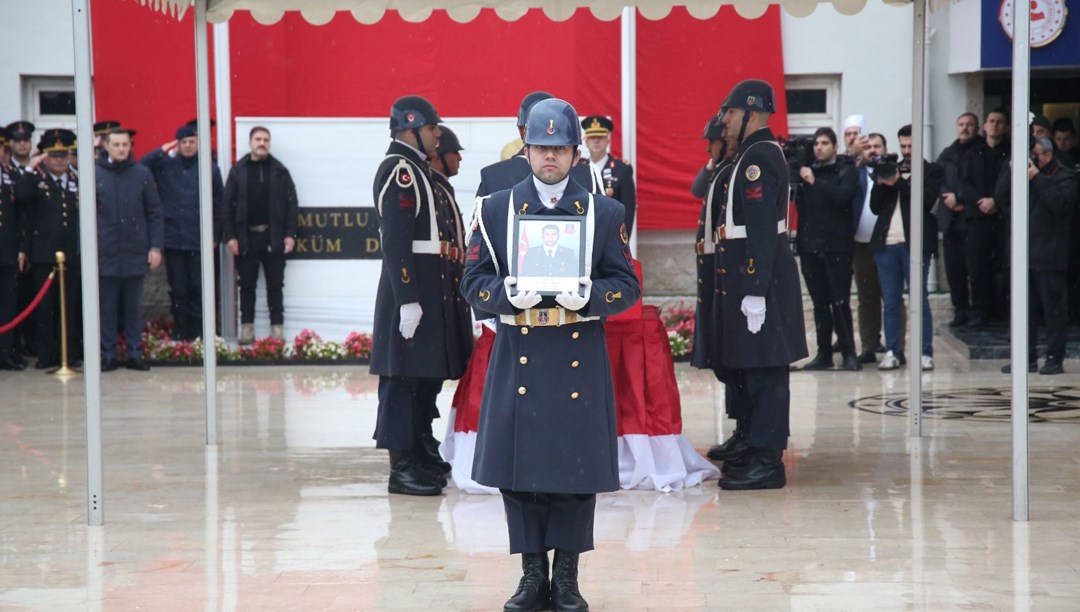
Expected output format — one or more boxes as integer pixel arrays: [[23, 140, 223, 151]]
[[141, 122, 224, 341]]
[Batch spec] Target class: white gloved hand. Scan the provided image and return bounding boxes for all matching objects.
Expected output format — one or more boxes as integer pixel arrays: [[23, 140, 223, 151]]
[[555, 276, 592, 311], [741, 295, 767, 334], [504, 276, 542, 310], [399, 302, 423, 339]]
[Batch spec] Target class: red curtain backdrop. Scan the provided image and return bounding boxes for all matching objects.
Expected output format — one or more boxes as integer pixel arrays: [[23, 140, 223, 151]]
[[636, 6, 787, 230], [88, 6, 784, 230], [91, 0, 216, 155]]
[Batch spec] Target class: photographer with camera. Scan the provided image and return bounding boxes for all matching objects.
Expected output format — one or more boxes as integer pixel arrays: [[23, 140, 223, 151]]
[[869, 125, 944, 371], [995, 138, 1079, 375], [795, 127, 860, 370]]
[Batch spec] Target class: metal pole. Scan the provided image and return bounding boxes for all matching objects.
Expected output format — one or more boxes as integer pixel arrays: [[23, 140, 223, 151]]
[[620, 6, 637, 254], [1010, 0, 1031, 522], [212, 21, 237, 342], [908, 0, 926, 438], [70, 0, 104, 526], [195, 0, 218, 445]]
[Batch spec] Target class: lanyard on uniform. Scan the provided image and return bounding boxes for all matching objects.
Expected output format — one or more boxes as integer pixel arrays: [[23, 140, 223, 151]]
[[376, 154, 438, 247], [724, 141, 787, 240], [703, 162, 732, 254]]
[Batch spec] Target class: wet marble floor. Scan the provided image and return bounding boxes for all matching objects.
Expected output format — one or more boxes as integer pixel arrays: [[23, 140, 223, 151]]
[[1, 342, 1078, 611]]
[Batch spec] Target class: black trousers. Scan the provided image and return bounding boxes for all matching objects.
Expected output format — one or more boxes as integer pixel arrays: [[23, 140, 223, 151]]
[[15, 268, 35, 355], [164, 248, 203, 323], [963, 217, 1002, 321], [726, 366, 790, 450], [236, 230, 286, 325], [374, 376, 443, 451], [942, 224, 970, 316], [99, 275, 145, 360], [1030, 270, 1069, 361], [32, 263, 83, 363], [500, 489, 597, 554], [0, 264, 18, 359], [800, 250, 856, 358]]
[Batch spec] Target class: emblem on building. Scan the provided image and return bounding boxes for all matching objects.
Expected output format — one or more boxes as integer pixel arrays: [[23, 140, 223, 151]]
[[999, 0, 1067, 48]]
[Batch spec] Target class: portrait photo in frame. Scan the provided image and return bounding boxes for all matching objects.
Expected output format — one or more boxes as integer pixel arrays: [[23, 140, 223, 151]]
[[511, 215, 587, 296]]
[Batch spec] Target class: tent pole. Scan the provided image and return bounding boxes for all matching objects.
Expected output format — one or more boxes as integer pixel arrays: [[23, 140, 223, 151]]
[[620, 6, 637, 252], [70, 0, 104, 526], [1010, 0, 1031, 523], [213, 21, 237, 342], [908, 0, 926, 438], [195, 0, 218, 445]]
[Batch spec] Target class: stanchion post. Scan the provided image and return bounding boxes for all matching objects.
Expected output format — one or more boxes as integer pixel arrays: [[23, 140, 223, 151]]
[[50, 251, 79, 377]]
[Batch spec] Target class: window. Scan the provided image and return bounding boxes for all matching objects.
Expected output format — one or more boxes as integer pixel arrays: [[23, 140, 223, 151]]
[[785, 75, 840, 136], [22, 76, 77, 130]]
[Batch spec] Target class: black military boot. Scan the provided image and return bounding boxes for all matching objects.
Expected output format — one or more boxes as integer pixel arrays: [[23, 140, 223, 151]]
[[706, 427, 748, 462], [417, 429, 452, 474], [550, 550, 588, 612], [719, 453, 749, 480], [503, 552, 550, 612], [388, 451, 442, 496], [718, 448, 786, 490]]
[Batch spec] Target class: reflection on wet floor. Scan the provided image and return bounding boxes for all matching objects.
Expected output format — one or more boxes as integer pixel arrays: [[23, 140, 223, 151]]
[[1, 347, 1078, 610]]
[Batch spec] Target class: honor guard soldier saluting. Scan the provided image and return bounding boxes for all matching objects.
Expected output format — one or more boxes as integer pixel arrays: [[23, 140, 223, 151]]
[[571, 115, 638, 232], [688, 115, 748, 466], [710, 80, 808, 490], [371, 96, 472, 496], [462, 98, 640, 612]]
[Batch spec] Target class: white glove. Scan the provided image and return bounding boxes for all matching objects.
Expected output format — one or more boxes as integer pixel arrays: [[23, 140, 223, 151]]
[[555, 276, 592, 311], [741, 295, 767, 334], [399, 302, 423, 339], [504, 276, 542, 310]]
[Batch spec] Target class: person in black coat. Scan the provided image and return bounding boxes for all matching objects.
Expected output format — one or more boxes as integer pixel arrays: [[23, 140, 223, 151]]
[[141, 123, 224, 341], [96, 128, 164, 371], [572, 115, 638, 233], [462, 99, 639, 612], [710, 80, 808, 491], [795, 127, 860, 370], [221, 127, 298, 344], [996, 138, 1080, 375], [868, 125, 944, 372], [935, 112, 981, 327], [14, 130, 82, 370], [0, 135, 28, 370], [370, 96, 472, 498]]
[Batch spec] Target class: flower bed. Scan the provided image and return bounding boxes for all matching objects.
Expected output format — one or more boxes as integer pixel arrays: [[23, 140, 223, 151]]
[[116, 321, 373, 366]]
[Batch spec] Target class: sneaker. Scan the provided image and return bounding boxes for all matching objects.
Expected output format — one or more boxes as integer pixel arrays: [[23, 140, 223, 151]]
[[878, 350, 900, 371], [239, 323, 255, 345], [921, 355, 934, 371], [1039, 356, 1064, 375]]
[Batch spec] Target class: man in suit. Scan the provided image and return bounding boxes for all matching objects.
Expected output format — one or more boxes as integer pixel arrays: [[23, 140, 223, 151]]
[[521, 223, 578, 277]]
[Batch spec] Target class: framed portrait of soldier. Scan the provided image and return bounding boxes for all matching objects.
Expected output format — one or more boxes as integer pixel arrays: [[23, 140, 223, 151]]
[[512, 215, 586, 295]]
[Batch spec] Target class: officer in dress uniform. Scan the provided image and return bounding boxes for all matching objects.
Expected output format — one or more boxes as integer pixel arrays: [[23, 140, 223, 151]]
[[5, 121, 35, 172], [462, 98, 640, 612], [571, 116, 638, 232], [709, 80, 808, 490], [371, 96, 472, 496], [0, 127, 27, 370], [15, 129, 83, 370], [428, 124, 473, 472]]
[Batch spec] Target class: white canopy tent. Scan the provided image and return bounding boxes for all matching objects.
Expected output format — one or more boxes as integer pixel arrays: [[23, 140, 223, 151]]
[[70, 0, 1033, 526]]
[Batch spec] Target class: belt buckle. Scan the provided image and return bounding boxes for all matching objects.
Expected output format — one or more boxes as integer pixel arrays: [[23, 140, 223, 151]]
[[534, 308, 554, 326]]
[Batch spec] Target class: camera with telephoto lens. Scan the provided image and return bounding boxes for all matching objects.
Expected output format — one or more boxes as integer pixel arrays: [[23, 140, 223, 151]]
[[779, 135, 815, 172], [868, 153, 910, 181]]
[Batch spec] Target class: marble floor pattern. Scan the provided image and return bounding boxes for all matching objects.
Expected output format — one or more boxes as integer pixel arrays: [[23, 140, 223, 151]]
[[1, 340, 1078, 611]]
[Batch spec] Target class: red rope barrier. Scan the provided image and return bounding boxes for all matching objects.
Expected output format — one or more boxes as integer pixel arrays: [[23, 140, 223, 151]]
[[0, 271, 56, 335]]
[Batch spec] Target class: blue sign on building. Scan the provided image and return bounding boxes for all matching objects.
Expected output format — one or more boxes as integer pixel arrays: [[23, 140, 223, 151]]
[[982, 0, 1079, 68]]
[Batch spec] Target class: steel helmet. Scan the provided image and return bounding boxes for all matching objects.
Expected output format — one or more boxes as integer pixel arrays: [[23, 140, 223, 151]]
[[523, 98, 581, 147], [720, 79, 777, 114], [390, 95, 441, 132], [516, 91, 554, 128]]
